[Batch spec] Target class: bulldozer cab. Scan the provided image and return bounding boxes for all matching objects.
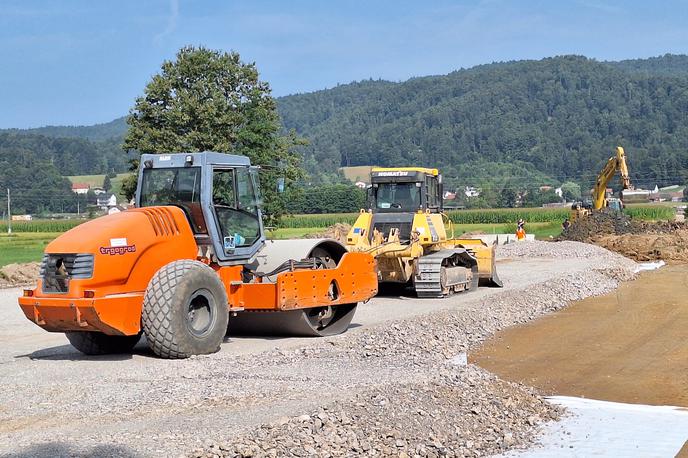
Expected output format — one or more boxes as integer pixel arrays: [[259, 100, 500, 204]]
[[369, 167, 443, 214], [136, 152, 265, 263]]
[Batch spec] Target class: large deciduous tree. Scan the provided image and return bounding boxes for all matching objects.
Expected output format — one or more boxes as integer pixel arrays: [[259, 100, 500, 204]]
[[122, 45, 303, 222]]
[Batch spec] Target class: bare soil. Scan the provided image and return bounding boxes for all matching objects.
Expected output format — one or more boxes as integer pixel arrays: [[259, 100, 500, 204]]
[[0, 262, 40, 288], [471, 265, 688, 407], [306, 223, 352, 243], [560, 210, 688, 262]]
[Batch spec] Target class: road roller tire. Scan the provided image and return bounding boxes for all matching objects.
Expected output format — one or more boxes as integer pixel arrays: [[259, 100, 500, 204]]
[[229, 303, 358, 337], [65, 331, 141, 356], [142, 260, 229, 359]]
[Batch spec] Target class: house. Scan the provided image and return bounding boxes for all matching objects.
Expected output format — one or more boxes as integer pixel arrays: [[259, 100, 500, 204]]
[[622, 188, 651, 203], [11, 214, 32, 221], [97, 193, 117, 209], [653, 185, 685, 202], [443, 191, 457, 200], [107, 205, 128, 215], [539, 185, 553, 192], [354, 181, 367, 189], [71, 183, 90, 195], [464, 186, 481, 198], [554, 187, 563, 198], [91, 186, 106, 195]]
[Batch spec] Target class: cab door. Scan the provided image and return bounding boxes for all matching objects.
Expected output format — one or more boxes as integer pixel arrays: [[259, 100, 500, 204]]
[[208, 166, 265, 263]]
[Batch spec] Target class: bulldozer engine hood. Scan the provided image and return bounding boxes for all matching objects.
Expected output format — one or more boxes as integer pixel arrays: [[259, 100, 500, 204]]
[[38, 206, 198, 298]]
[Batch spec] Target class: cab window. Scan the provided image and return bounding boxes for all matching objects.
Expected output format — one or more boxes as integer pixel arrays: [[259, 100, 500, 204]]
[[212, 168, 260, 251]]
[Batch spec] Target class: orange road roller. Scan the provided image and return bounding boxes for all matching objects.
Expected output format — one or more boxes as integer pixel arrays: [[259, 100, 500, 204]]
[[18, 152, 378, 358]]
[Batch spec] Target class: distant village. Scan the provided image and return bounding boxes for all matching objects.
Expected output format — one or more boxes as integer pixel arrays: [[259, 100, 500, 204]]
[[346, 165, 685, 209]]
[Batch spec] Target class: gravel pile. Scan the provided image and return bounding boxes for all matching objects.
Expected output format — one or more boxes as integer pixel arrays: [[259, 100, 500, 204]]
[[188, 242, 636, 458], [193, 366, 560, 458], [498, 239, 635, 262]]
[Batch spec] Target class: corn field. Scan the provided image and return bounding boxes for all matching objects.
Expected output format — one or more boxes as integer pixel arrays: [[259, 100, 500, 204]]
[[278, 205, 675, 228], [0, 220, 84, 233], [624, 206, 675, 221], [0, 206, 674, 233]]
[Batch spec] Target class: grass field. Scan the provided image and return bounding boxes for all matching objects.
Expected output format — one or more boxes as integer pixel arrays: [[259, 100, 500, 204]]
[[339, 166, 374, 183], [0, 233, 60, 267], [66, 173, 131, 202]]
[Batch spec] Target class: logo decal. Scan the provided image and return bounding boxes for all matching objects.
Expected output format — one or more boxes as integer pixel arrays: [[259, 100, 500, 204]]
[[373, 171, 410, 177], [100, 245, 136, 255]]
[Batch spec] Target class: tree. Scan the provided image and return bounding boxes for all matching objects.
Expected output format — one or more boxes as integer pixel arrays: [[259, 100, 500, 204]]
[[123, 45, 303, 223], [560, 181, 582, 202], [103, 175, 112, 192], [120, 174, 137, 202]]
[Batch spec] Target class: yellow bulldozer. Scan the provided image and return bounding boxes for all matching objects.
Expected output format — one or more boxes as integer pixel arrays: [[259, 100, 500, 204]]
[[345, 167, 502, 298]]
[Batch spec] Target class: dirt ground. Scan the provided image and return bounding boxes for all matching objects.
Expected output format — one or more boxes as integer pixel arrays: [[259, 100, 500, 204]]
[[471, 265, 688, 407], [306, 223, 352, 243]]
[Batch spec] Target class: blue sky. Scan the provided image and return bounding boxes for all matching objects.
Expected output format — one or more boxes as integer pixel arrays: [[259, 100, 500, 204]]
[[0, 0, 686, 128]]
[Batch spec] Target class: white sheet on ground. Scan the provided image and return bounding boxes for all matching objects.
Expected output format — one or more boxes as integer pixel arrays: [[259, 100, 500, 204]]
[[634, 260, 666, 273], [501, 396, 688, 458]]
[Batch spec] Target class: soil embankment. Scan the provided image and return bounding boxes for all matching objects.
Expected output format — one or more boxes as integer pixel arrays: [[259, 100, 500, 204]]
[[560, 210, 688, 262], [472, 265, 688, 407], [0, 262, 40, 288]]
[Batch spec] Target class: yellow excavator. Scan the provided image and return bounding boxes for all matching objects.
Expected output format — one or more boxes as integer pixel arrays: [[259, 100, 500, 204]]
[[571, 146, 632, 221], [345, 167, 502, 298]]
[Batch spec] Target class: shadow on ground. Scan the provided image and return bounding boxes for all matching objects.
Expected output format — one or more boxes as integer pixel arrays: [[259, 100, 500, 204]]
[[4, 442, 141, 458]]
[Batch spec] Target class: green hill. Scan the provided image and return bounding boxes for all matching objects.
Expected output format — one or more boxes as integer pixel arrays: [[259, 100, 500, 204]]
[[3, 117, 128, 142], [277, 55, 688, 191]]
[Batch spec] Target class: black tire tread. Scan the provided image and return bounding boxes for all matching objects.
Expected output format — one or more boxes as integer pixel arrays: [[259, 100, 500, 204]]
[[65, 331, 141, 355], [142, 260, 228, 359]]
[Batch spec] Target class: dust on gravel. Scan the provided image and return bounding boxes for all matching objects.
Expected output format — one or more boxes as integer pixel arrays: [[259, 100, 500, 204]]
[[559, 210, 688, 262], [0, 262, 40, 288]]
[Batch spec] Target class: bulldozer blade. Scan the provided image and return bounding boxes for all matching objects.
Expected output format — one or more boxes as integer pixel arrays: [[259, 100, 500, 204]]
[[228, 304, 357, 337], [479, 271, 503, 288]]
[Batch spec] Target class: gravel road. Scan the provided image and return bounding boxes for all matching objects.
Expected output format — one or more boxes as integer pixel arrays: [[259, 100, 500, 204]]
[[0, 241, 636, 457]]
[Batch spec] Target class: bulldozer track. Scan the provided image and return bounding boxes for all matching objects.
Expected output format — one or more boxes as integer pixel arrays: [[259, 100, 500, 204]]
[[414, 249, 478, 298]]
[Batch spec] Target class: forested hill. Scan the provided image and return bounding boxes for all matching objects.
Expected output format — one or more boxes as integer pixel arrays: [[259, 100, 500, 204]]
[[277, 55, 688, 190], [607, 54, 688, 77], [3, 117, 127, 142], [0, 133, 129, 176]]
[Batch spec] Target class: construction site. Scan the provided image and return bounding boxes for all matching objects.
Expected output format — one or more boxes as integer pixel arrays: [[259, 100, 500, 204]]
[[0, 153, 687, 457]]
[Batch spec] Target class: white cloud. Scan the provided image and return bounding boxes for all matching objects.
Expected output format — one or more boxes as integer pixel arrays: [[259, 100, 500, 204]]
[[154, 0, 179, 44]]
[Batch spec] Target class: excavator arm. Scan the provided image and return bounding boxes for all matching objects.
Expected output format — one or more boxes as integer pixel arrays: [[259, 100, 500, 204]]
[[592, 146, 631, 210]]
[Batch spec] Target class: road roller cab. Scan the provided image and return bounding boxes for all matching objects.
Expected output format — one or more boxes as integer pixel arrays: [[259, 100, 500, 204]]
[[19, 152, 378, 358]]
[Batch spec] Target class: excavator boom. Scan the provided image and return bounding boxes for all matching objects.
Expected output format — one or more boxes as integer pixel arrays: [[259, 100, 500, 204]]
[[592, 146, 631, 210]]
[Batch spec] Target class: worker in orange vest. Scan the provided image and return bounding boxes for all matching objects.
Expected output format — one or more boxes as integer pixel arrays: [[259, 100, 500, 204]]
[[516, 218, 526, 241]]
